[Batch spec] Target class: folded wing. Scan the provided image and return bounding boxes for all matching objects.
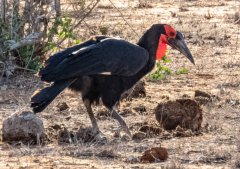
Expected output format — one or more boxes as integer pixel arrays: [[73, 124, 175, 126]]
[[40, 37, 149, 82]]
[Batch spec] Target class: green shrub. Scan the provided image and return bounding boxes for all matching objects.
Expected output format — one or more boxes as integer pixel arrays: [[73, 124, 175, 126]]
[[148, 56, 172, 80], [175, 67, 189, 75], [44, 17, 82, 54], [148, 52, 190, 81], [16, 45, 44, 71]]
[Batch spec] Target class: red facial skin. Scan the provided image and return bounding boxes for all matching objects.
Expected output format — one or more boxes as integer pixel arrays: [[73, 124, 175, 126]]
[[156, 25, 177, 60]]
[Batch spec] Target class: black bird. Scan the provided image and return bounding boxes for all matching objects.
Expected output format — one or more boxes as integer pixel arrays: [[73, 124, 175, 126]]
[[31, 24, 194, 137]]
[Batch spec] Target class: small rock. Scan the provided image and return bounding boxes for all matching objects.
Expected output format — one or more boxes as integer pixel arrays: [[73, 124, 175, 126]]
[[132, 132, 146, 140], [195, 90, 212, 99], [173, 126, 193, 137], [161, 95, 170, 100], [138, 0, 152, 8], [97, 150, 115, 158], [139, 125, 163, 136], [56, 102, 69, 111], [50, 124, 62, 130], [119, 108, 134, 117], [113, 130, 121, 138], [121, 134, 131, 142], [140, 147, 168, 163], [133, 105, 147, 114], [125, 156, 140, 163], [194, 90, 220, 105], [65, 116, 71, 120], [182, 94, 191, 98], [2, 111, 45, 144]]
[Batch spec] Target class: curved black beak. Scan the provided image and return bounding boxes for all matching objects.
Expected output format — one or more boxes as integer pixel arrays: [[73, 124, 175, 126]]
[[168, 31, 195, 65]]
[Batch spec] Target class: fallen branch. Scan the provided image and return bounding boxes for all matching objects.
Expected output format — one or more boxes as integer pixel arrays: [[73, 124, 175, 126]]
[[15, 66, 37, 73], [7, 32, 44, 50]]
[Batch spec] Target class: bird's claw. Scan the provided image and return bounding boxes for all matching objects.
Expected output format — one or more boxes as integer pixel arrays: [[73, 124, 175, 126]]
[[92, 131, 108, 144], [121, 126, 132, 138], [88, 127, 107, 144], [110, 109, 132, 139]]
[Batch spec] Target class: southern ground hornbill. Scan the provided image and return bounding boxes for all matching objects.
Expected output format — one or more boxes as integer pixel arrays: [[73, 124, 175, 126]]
[[31, 24, 194, 137]]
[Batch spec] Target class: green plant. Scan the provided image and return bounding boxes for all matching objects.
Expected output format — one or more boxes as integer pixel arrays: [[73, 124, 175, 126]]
[[0, 2, 86, 73], [148, 55, 172, 80], [0, 12, 44, 71], [44, 16, 82, 54], [175, 68, 189, 75], [99, 26, 108, 35], [16, 45, 44, 71], [148, 50, 190, 80], [26, 14, 83, 71]]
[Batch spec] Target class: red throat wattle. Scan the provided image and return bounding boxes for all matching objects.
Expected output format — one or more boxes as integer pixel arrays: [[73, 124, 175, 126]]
[[156, 35, 167, 60], [156, 25, 176, 60]]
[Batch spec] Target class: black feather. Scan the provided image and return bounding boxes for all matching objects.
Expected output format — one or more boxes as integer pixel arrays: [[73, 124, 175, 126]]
[[40, 38, 149, 82], [31, 79, 75, 113]]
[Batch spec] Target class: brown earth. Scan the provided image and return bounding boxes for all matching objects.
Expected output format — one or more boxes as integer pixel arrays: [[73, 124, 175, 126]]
[[0, 0, 240, 168]]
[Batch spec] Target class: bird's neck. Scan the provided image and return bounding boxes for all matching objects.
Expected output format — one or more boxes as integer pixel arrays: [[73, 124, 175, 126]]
[[137, 30, 160, 74], [122, 31, 162, 90]]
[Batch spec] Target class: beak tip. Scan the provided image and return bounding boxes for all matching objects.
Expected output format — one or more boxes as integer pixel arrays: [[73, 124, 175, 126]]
[[192, 60, 195, 65], [187, 56, 195, 65], [169, 36, 195, 66]]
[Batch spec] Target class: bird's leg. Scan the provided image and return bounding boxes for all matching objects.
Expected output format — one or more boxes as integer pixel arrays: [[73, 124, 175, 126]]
[[110, 107, 131, 137], [83, 100, 99, 135]]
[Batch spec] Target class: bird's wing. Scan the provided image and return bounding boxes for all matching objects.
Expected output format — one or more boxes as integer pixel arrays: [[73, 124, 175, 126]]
[[40, 35, 109, 76], [40, 38, 149, 82]]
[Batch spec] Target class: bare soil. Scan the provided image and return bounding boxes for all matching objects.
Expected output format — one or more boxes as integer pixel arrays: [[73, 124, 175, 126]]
[[0, 0, 240, 168]]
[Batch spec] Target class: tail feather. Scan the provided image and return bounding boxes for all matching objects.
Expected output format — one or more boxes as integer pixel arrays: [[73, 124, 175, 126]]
[[31, 79, 75, 113]]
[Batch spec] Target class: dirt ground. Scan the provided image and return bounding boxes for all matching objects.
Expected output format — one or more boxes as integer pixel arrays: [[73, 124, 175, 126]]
[[0, 0, 240, 168]]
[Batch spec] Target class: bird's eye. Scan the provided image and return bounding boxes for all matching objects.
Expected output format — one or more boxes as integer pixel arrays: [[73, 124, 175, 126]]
[[169, 32, 175, 37]]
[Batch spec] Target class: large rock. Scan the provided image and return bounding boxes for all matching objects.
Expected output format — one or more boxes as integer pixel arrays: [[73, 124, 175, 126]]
[[154, 99, 202, 131], [2, 111, 45, 144]]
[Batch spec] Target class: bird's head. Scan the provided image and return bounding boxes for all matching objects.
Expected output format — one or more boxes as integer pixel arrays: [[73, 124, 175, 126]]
[[150, 24, 195, 64]]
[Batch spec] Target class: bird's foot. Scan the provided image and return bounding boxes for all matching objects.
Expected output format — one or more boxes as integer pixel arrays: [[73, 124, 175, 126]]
[[91, 126, 100, 135], [110, 109, 132, 139], [90, 128, 107, 144], [93, 132, 108, 144], [121, 125, 132, 138]]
